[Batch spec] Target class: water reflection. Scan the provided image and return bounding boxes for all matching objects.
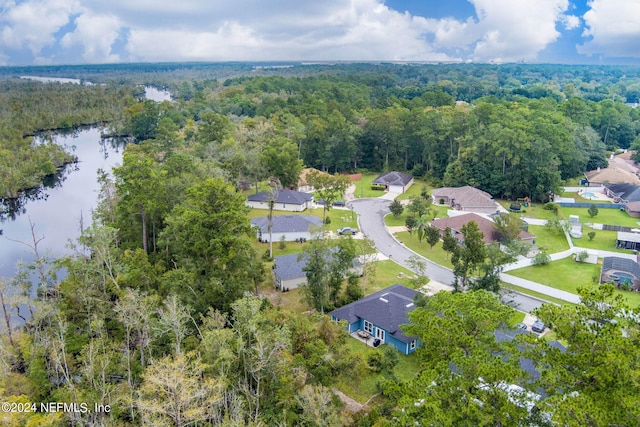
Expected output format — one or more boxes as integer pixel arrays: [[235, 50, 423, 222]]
[[0, 128, 125, 279]]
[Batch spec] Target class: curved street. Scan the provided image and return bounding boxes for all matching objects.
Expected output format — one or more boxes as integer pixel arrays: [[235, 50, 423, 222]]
[[348, 197, 548, 313]]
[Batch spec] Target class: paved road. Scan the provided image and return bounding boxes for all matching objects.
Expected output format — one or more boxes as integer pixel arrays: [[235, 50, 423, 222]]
[[348, 198, 548, 313]]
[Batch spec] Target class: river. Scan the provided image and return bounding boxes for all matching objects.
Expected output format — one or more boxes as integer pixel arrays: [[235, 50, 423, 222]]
[[0, 129, 124, 279], [0, 86, 171, 282]]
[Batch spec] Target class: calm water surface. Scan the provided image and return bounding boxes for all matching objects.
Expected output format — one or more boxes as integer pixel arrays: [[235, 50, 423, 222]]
[[0, 128, 124, 279]]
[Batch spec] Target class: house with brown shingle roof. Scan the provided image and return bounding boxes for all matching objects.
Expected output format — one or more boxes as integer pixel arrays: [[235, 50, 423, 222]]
[[431, 186, 500, 214], [584, 167, 640, 186], [297, 168, 327, 192], [430, 213, 535, 245]]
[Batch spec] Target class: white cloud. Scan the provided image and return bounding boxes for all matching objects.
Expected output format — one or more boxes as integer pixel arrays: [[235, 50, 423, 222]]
[[60, 13, 121, 63], [125, 0, 454, 62], [464, 0, 570, 62], [579, 0, 640, 58], [0, 0, 80, 54], [0, 0, 597, 64]]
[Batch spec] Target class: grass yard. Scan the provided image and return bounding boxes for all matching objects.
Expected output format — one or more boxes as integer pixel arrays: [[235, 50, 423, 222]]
[[528, 225, 570, 253], [571, 228, 633, 254], [335, 339, 422, 403], [394, 231, 454, 269], [384, 204, 450, 227], [559, 191, 611, 204], [395, 179, 430, 201], [563, 206, 640, 228], [508, 258, 640, 307], [370, 259, 416, 291], [353, 173, 387, 198]]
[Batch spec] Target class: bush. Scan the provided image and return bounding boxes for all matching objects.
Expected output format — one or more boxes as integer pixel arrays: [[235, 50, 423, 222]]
[[576, 251, 588, 263], [588, 231, 596, 241], [532, 252, 551, 265], [371, 184, 386, 191], [324, 216, 331, 224], [543, 202, 559, 214], [262, 249, 273, 261]]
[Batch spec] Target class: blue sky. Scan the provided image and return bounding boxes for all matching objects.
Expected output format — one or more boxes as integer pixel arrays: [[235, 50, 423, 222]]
[[0, 0, 638, 66]]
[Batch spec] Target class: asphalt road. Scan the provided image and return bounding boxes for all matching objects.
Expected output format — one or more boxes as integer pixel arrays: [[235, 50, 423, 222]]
[[348, 198, 547, 313]]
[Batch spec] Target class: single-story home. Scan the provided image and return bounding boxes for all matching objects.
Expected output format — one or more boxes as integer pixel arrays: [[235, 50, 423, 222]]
[[603, 183, 640, 203], [297, 168, 327, 193], [625, 201, 640, 218], [246, 189, 313, 212], [584, 167, 640, 187], [431, 186, 500, 215], [372, 171, 414, 193], [430, 213, 535, 245], [251, 215, 323, 243], [616, 231, 640, 251], [600, 256, 640, 291], [273, 252, 364, 292], [330, 284, 421, 354]]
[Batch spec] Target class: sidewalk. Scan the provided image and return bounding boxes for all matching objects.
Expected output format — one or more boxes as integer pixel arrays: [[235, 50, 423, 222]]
[[500, 273, 581, 304]]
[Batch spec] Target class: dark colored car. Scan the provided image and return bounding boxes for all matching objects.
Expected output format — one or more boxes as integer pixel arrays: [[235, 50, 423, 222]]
[[531, 320, 546, 333], [332, 200, 345, 207], [337, 227, 358, 235]]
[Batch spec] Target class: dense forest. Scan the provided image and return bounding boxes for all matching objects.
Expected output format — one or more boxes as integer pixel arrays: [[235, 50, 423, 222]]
[[1, 63, 640, 426]]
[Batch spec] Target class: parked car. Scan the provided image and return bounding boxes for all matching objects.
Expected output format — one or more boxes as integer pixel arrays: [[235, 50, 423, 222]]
[[531, 319, 546, 333], [332, 200, 345, 207], [315, 199, 325, 205], [337, 227, 358, 235], [516, 322, 528, 331]]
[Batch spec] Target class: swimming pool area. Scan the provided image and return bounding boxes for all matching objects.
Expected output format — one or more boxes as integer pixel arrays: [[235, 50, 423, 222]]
[[582, 192, 598, 199]]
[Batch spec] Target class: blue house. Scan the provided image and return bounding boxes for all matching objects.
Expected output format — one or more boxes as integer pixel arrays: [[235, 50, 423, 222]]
[[329, 284, 421, 354]]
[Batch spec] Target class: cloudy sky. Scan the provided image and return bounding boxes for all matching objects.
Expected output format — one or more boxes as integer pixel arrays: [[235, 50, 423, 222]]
[[0, 0, 638, 66]]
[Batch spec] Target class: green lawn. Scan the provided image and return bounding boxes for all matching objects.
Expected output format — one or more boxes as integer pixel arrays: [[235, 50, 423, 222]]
[[370, 259, 415, 291], [336, 338, 422, 403], [353, 173, 387, 198], [384, 204, 450, 227], [501, 283, 573, 307], [528, 225, 570, 254], [395, 179, 430, 201], [563, 206, 640, 228], [571, 228, 633, 254], [508, 258, 640, 307], [394, 230, 454, 269]]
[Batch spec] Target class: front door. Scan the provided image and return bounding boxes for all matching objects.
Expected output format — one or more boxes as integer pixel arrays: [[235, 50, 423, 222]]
[[375, 328, 385, 343]]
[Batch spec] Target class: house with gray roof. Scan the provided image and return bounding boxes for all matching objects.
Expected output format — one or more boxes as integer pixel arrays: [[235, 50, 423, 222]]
[[372, 171, 414, 193], [246, 189, 313, 212], [431, 186, 500, 214], [330, 284, 421, 354], [603, 183, 640, 202], [251, 215, 322, 243], [273, 251, 364, 292]]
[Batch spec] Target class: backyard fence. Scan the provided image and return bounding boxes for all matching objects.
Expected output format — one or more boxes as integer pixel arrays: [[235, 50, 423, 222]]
[[555, 202, 625, 209]]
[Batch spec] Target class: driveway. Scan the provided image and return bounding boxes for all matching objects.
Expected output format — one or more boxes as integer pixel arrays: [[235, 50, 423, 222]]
[[348, 197, 547, 313]]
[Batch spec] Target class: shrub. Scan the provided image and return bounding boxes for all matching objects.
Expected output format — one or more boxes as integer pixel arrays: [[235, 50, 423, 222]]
[[324, 216, 331, 224], [543, 202, 559, 214], [576, 251, 588, 263], [371, 184, 386, 191], [532, 252, 551, 265], [587, 231, 596, 241]]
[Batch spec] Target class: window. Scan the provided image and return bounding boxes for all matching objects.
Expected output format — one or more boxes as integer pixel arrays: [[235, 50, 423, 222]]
[[363, 320, 372, 334], [375, 328, 385, 342], [410, 340, 416, 350]]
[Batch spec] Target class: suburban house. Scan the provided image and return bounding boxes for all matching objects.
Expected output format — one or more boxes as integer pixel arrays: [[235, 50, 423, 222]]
[[616, 231, 640, 251], [330, 284, 421, 354], [584, 167, 640, 187], [603, 183, 640, 202], [430, 212, 535, 245], [600, 256, 640, 291], [431, 186, 500, 214], [246, 189, 313, 212], [626, 201, 640, 218], [273, 252, 364, 292], [297, 168, 327, 193], [372, 171, 414, 193], [251, 215, 322, 243]]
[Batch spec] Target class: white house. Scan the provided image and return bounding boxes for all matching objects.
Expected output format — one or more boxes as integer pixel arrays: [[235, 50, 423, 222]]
[[251, 215, 323, 243], [246, 189, 313, 212]]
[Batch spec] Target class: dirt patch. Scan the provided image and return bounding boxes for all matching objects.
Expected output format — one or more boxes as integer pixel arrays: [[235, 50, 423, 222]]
[[332, 388, 366, 413]]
